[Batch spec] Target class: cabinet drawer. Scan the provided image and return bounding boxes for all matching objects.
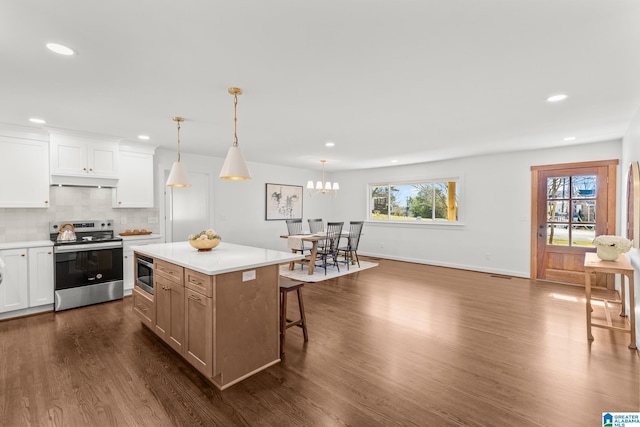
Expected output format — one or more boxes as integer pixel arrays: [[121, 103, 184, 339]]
[[132, 286, 154, 328], [155, 259, 183, 285], [185, 269, 213, 297]]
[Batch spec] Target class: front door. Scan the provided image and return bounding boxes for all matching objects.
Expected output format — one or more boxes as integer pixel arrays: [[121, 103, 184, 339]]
[[531, 160, 618, 286]]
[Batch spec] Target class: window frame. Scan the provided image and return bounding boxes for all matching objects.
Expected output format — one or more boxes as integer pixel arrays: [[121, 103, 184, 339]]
[[366, 176, 463, 227]]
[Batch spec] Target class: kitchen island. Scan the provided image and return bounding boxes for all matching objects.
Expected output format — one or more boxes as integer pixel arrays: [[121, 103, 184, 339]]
[[130, 241, 302, 390]]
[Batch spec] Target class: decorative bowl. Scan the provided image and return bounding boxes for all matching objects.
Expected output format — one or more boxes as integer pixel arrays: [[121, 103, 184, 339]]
[[189, 237, 221, 252]]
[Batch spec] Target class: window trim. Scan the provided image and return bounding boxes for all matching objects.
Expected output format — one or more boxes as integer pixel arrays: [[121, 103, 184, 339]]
[[367, 176, 463, 226]]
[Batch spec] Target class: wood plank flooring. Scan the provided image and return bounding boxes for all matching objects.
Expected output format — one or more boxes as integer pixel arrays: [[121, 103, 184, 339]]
[[1, 257, 638, 426]]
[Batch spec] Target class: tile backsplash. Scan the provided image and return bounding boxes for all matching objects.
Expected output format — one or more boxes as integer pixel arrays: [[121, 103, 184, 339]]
[[0, 186, 159, 243]]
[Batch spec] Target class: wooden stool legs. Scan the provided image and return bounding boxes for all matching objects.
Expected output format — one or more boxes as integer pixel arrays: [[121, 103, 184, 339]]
[[279, 280, 308, 355]]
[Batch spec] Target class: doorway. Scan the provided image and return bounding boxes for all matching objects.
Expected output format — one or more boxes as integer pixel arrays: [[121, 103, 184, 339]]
[[164, 171, 211, 243], [530, 160, 618, 286]]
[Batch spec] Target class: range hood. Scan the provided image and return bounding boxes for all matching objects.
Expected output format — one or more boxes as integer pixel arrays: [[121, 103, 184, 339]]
[[50, 174, 119, 188]]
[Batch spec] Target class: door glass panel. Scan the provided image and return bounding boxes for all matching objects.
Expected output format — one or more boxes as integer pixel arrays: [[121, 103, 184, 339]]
[[547, 177, 569, 199], [571, 224, 595, 246], [546, 224, 569, 246], [571, 200, 596, 224], [572, 175, 597, 199], [547, 201, 570, 223]]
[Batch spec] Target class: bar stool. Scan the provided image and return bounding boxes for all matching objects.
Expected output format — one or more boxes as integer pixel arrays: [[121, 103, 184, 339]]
[[279, 278, 308, 355]]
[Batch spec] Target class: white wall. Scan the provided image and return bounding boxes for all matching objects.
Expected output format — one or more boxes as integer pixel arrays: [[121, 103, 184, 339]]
[[332, 140, 621, 277], [621, 106, 640, 346]]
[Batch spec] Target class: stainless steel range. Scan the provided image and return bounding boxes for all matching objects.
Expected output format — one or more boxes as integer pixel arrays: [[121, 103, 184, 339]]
[[50, 220, 123, 311]]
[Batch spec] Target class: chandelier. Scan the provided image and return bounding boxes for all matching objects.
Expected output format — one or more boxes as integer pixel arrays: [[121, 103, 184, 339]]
[[307, 160, 339, 197]]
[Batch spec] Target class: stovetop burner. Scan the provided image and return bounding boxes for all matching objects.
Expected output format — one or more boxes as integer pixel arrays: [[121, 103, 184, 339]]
[[49, 220, 122, 246]]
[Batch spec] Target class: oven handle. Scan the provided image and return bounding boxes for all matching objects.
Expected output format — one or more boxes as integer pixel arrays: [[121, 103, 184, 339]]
[[54, 242, 123, 253], [137, 258, 153, 269]]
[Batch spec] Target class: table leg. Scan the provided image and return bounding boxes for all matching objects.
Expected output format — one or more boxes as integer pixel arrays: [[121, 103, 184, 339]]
[[628, 273, 636, 349], [307, 241, 318, 275], [289, 249, 296, 271], [620, 274, 627, 316], [585, 270, 594, 341]]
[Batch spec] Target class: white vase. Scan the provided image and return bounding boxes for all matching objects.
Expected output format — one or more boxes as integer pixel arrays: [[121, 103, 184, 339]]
[[596, 245, 620, 261]]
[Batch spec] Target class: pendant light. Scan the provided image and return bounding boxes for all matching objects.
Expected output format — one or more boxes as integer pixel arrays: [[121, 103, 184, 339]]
[[307, 160, 339, 197], [219, 87, 251, 180], [166, 117, 191, 187]]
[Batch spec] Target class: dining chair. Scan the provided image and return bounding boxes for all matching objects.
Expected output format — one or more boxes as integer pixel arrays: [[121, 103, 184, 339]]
[[314, 221, 343, 275], [286, 219, 308, 269], [308, 218, 324, 234], [339, 221, 364, 269]]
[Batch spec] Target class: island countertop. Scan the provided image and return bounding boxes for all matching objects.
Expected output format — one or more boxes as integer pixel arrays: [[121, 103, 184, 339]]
[[131, 241, 301, 275]]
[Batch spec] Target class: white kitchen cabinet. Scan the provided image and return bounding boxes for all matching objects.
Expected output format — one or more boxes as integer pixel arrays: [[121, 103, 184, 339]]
[[28, 246, 54, 306], [0, 244, 54, 313], [0, 136, 50, 208], [113, 144, 156, 208], [49, 130, 119, 186], [0, 249, 29, 313], [123, 236, 163, 294]]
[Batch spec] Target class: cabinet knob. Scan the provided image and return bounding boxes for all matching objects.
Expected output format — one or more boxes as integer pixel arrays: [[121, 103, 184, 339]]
[[124, 255, 128, 259], [47, 251, 52, 255], [83, 167, 87, 171], [89, 168, 93, 172], [45, 200, 48, 204], [21, 254, 25, 257], [118, 201, 122, 204]]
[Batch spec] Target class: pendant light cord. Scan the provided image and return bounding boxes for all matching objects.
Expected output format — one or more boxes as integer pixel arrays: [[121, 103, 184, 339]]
[[176, 121, 182, 162], [233, 93, 239, 147]]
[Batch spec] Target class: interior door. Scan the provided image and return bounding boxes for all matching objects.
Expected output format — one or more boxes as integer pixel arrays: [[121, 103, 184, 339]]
[[164, 171, 211, 243], [531, 160, 617, 286]]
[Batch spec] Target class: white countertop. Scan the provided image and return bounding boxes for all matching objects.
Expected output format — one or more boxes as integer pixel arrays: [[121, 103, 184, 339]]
[[120, 233, 163, 241], [0, 240, 54, 250], [131, 241, 302, 275]]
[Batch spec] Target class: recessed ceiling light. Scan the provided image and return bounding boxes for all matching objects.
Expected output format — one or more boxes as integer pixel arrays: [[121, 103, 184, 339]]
[[138, 135, 150, 140], [563, 136, 576, 141], [390, 160, 398, 163], [29, 118, 46, 124], [46, 43, 75, 56], [325, 141, 335, 147], [546, 94, 568, 103]]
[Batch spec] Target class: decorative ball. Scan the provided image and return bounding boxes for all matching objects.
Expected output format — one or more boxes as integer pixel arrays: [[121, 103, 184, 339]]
[[189, 237, 221, 252]]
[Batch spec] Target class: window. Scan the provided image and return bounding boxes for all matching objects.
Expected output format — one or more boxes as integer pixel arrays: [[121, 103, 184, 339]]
[[369, 180, 459, 222]]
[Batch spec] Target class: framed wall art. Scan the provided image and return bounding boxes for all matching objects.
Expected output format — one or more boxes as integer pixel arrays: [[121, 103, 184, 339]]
[[265, 183, 303, 221]]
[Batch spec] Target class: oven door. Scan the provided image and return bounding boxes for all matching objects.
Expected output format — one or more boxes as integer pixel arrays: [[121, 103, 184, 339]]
[[54, 242, 124, 290]]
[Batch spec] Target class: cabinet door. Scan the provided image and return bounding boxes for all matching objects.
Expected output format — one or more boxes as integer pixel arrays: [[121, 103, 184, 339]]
[[88, 142, 119, 178], [132, 287, 154, 328], [123, 250, 134, 292], [113, 150, 154, 208], [0, 137, 50, 208], [0, 249, 29, 313], [154, 274, 184, 354], [50, 136, 87, 176], [28, 246, 54, 307], [185, 288, 213, 377]]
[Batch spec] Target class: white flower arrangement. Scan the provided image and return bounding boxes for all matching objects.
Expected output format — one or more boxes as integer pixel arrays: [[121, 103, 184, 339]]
[[592, 235, 632, 253], [188, 229, 221, 241]]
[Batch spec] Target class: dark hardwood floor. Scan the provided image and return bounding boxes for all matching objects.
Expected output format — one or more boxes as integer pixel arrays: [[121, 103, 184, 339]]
[[1, 258, 638, 426]]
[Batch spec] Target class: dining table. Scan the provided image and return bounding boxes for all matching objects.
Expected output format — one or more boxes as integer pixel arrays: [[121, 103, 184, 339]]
[[280, 231, 350, 275]]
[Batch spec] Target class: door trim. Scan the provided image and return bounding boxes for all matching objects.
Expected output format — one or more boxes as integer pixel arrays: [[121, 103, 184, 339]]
[[530, 159, 618, 282]]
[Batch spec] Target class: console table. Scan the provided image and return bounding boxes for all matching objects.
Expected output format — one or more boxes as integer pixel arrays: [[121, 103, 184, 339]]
[[583, 252, 636, 349]]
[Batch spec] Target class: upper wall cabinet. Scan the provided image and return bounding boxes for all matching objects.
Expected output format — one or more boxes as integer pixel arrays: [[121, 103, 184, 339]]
[[113, 144, 156, 208], [49, 130, 120, 187], [0, 135, 50, 208]]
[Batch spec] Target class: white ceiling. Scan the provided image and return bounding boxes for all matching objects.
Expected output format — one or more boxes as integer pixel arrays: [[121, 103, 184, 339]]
[[2, 1, 640, 171]]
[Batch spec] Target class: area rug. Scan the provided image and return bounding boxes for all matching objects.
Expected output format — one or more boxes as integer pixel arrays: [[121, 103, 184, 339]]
[[279, 260, 378, 283]]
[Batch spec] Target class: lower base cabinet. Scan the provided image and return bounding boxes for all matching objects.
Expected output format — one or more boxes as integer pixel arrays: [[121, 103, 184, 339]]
[[132, 260, 279, 390]]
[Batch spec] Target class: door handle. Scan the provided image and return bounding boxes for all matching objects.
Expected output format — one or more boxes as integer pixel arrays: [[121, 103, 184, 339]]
[[538, 233, 545, 237]]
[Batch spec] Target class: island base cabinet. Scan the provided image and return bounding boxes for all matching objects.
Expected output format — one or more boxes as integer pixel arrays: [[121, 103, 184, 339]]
[[154, 265, 185, 355], [132, 287, 154, 329], [212, 265, 280, 389], [184, 288, 213, 377]]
